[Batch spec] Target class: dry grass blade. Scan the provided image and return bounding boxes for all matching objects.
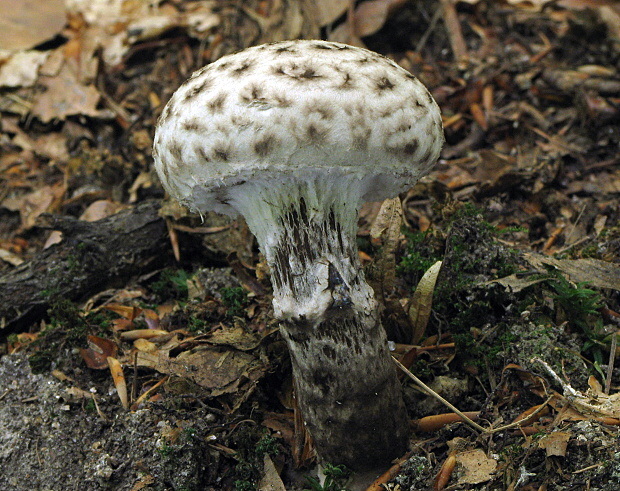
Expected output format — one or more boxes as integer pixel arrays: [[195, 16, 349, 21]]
[[369, 196, 403, 300], [408, 260, 442, 344], [107, 356, 128, 410]]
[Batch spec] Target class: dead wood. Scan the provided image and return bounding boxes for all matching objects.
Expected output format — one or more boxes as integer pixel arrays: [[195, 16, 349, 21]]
[[0, 200, 170, 334]]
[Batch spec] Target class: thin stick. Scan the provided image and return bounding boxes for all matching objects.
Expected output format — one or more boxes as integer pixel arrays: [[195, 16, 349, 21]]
[[392, 356, 486, 433], [489, 396, 554, 433], [605, 331, 618, 395], [393, 356, 554, 434], [439, 0, 468, 62]]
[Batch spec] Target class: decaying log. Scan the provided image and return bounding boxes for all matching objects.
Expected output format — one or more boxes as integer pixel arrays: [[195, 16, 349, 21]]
[[0, 200, 170, 334]]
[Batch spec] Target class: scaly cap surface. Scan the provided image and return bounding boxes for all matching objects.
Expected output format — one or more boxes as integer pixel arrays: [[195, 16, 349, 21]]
[[153, 39, 444, 216]]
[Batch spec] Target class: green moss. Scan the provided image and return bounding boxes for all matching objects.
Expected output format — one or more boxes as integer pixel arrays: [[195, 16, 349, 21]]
[[255, 434, 279, 457], [187, 316, 208, 333], [220, 287, 248, 317], [28, 350, 55, 373], [227, 426, 281, 490], [150, 268, 191, 301], [48, 298, 90, 341], [84, 398, 96, 413], [234, 479, 256, 491], [547, 274, 602, 332], [157, 438, 175, 458], [399, 230, 441, 275], [27, 299, 115, 374], [304, 463, 350, 491], [544, 272, 606, 370]]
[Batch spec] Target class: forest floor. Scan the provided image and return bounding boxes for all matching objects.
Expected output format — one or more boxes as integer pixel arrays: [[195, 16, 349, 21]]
[[1, 0, 620, 490]]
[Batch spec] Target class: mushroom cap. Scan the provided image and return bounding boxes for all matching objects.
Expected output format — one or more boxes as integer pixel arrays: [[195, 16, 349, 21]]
[[153, 40, 444, 216]]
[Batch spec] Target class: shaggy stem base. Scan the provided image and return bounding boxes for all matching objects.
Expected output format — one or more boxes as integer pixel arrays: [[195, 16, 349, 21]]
[[281, 311, 409, 469]]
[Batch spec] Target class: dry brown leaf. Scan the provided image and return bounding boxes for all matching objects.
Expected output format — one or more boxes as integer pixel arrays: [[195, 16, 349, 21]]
[[328, 0, 407, 43], [581, 376, 620, 419], [502, 0, 619, 11], [0, 248, 24, 266], [65, 0, 146, 25], [354, 0, 403, 38], [262, 412, 295, 447], [134, 338, 157, 353], [80, 200, 127, 221], [369, 197, 403, 297], [135, 346, 265, 396], [105, 304, 142, 320], [455, 449, 497, 485], [483, 274, 547, 293], [523, 253, 620, 291], [313, 0, 349, 26], [473, 150, 515, 184], [2, 183, 65, 231], [31, 67, 102, 123], [130, 474, 156, 491], [0, 0, 66, 51], [64, 386, 95, 403], [258, 454, 286, 491], [538, 431, 571, 457], [206, 325, 263, 351], [80, 335, 118, 370], [436, 163, 478, 189], [434, 452, 457, 490], [120, 329, 169, 341]]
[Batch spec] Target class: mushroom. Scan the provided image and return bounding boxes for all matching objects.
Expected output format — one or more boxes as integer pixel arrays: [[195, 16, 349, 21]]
[[153, 40, 444, 470]]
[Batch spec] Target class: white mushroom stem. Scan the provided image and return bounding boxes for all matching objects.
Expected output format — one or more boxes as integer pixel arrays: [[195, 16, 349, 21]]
[[228, 171, 372, 323], [227, 171, 409, 468]]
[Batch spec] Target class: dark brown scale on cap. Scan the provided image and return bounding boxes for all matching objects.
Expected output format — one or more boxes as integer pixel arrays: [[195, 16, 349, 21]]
[[213, 145, 231, 161], [403, 140, 420, 155], [253, 134, 278, 157], [158, 102, 172, 125], [305, 122, 330, 143], [274, 45, 296, 53], [299, 67, 322, 80], [272, 94, 292, 108], [339, 71, 355, 89], [168, 141, 183, 160], [182, 118, 207, 133], [239, 84, 264, 104], [194, 144, 210, 162], [307, 103, 335, 121], [375, 76, 395, 91], [183, 78, 213, 102], [230, 59, 254, 76], [207, 92, 227, 112]]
